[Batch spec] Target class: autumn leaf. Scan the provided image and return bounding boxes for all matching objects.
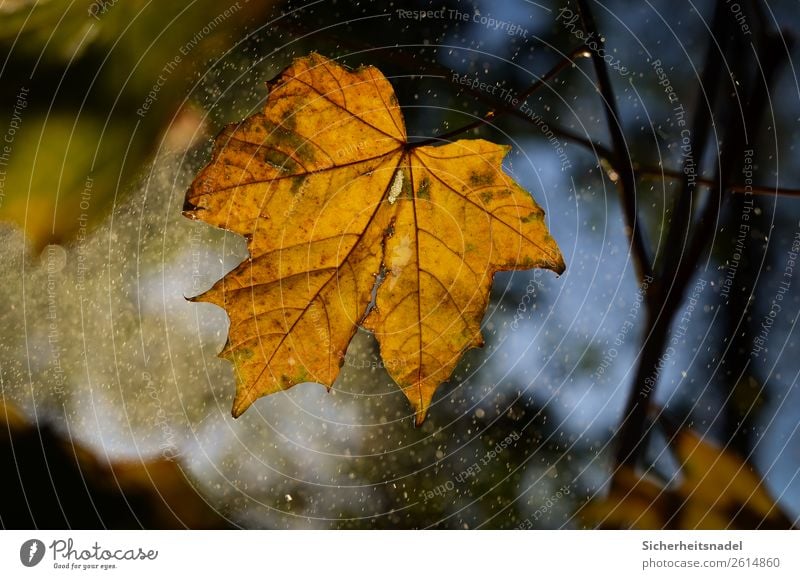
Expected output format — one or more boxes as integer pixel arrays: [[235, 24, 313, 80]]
[[580, 426, 794, 529], [184, 53, 565, 424]]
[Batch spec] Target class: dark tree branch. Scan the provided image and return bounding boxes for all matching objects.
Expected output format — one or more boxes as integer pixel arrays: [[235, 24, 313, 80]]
[[634, 166, 800, 197], [575, 0, 654, 285], [613, 2, 736, 469], [654, 1, 728, 297], [614, 19, 792, 469], [409, 45, 591, 148]]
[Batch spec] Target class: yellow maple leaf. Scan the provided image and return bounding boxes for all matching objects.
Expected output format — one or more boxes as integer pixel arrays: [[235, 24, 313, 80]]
[[184, 53, 564, 423], [581, 426, 794, 529]]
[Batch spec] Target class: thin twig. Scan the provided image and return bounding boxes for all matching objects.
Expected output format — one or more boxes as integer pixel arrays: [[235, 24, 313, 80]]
[[634, 166, 800, 197], [575, 0, 653, 284], [409, 45, 591, 148], [277, 18, 615, 166]]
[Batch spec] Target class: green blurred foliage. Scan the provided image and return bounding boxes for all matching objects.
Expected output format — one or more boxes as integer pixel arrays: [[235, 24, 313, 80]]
[[0, 0, 274, 249]]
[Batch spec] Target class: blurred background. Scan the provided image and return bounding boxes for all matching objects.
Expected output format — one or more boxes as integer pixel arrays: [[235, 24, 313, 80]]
[[0, 0, 798, 529]]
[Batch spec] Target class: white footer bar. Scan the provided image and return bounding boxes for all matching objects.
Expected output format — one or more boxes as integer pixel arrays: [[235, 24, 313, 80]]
[[1, 530, 797, 578]]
